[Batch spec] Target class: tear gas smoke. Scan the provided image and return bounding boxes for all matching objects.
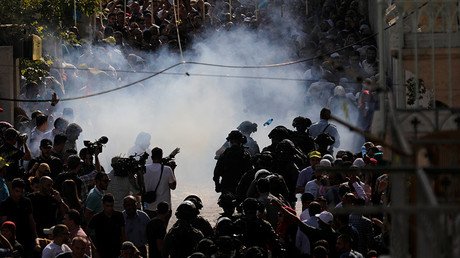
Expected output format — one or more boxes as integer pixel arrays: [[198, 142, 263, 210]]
[[51, 8, 364, 222]]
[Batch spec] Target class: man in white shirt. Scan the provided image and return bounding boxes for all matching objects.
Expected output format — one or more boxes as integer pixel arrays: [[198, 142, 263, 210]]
[[143, 147, 176, 213], [42, 224, 71, 258]]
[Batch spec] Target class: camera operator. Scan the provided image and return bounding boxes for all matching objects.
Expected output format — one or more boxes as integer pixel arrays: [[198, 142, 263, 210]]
[[143, 147, 177, 215], [0, 128, 31, 182], [107, 156, 140, 211]]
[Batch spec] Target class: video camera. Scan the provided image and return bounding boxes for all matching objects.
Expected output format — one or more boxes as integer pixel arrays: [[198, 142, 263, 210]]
[[112, 152, 149, 177], [162, 147, 180, 170], [83, 136, 109, 155]]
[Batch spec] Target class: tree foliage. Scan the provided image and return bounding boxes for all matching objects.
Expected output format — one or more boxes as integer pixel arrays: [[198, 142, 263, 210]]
[[0, 0, 101, 29]]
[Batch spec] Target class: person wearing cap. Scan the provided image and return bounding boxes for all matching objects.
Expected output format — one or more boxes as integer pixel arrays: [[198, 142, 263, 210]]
[[0, 221, 23, 257], [42, 224, 72, 258], [0, 127, 31, 181], [213, 130, 252, 194], [281, 205, 339, 258], [296, 151, 322, 193], [27, 138, 64, 180]]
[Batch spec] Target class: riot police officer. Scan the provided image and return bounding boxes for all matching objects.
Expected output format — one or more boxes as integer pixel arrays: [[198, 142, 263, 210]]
[[213, 130, 252, 194]]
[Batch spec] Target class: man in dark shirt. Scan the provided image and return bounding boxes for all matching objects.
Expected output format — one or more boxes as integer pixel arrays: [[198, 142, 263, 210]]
[[213, 130, 252, 194], [54, 155, 84, 198], [146, 202, 171, 258], [163, 201, 204, 258], [27, 138, 63, 180], [51, 134, 68, 163], [28, 176, 69, 237], [0, 179, 38, 255], [88, 194, 125, 258]]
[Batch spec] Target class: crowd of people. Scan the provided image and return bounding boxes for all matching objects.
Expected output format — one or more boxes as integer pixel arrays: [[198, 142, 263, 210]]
[[0, 0, 389, 257], [0, 104, 392, 258]]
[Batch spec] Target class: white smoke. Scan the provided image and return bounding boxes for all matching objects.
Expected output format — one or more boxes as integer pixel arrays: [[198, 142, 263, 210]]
[[50, 9, 363, 221]]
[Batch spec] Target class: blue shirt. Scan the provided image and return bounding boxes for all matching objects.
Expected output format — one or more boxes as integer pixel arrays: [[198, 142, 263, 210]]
[[0, 177, 9, 202], [123, 210, 150, 247], [85, 187, 103, 214]]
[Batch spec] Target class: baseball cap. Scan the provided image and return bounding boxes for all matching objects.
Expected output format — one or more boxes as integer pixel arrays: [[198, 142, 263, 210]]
[[43, 226, 55, 235], [40, 139, 53, 148], [0, 157, 10, 169], [315, 211, 333, 225], [319, 159, 332, 167], [308, 151, 322, 159]]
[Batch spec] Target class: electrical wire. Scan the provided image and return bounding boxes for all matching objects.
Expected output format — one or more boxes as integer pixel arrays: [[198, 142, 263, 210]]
[[0, 62, 183, 102]]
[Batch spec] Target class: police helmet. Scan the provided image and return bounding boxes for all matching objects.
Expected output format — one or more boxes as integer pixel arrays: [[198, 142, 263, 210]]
[[241, 198, 262, 215], [217, 193, 236, 207], [268, 126, 289, 140], [276, 139, 296, 155], [237, 121, 257, 134], [184, 195, 203, 210], [226, 130, 247, 144], [175, 200, 199, 220], [292, 116, 312, 128]]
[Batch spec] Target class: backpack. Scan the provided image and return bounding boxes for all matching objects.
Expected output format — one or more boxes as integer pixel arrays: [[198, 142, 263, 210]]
[[314, 124, 335, 147]]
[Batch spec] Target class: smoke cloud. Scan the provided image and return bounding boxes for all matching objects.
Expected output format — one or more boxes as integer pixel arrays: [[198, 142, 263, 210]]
[[52, 9, 363, 221]]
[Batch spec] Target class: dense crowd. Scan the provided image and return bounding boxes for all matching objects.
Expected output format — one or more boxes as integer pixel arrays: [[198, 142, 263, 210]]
[[0, 0, 389, 257]]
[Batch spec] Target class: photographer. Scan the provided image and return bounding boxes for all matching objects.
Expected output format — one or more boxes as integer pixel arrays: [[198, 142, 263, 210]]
[[309, 108, 341, 155], [143, 147, 176, 215], [0, 128, 32, 182], [107, 157, 140, 211], [78, 137, 107, 193]]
